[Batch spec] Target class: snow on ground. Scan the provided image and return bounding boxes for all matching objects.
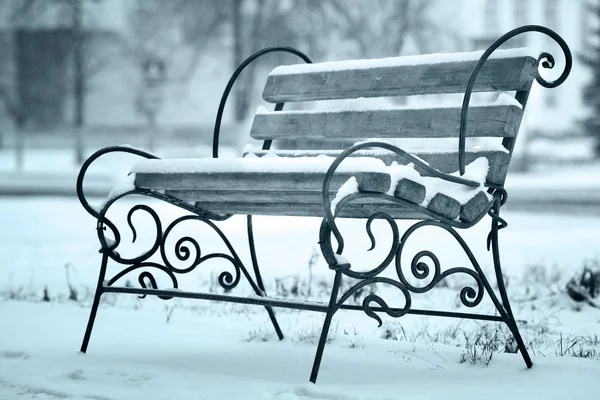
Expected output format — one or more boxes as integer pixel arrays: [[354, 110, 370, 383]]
[[1, 300, 599, 400]]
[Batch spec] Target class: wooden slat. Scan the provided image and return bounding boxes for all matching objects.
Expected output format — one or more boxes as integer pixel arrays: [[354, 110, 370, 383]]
[[136, 171, 388, 192], [393, 179, 426, 204], [168, 190, 328, 204], [165, 189, 490, 222], [246, 149, 511, 186], [250, 105, 522, 140], [180, 200, 433, 219], [460, 191, 491, 222], [262, 55, 537, 102], [428, 193, 461, 220], [356, 172, 391, 193]]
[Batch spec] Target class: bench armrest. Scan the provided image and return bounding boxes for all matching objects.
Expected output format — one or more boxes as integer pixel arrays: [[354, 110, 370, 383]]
[[321, 141, 483, 259], [76, 145, 159, 220]]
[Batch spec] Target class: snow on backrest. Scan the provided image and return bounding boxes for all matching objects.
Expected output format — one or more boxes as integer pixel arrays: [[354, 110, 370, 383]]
[[262, 48, 538, 102]]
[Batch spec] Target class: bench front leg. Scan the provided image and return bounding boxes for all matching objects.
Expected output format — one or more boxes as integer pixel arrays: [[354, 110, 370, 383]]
[[80, 251, 108, 353], [310, 269, 343, 383]]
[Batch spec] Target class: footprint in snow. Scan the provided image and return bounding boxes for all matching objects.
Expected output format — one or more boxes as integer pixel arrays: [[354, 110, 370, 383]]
[[66, 369, 86, 381], [0, 350, 30, 360], [105, 370, 152, 384], [272, 385, 396, 400]]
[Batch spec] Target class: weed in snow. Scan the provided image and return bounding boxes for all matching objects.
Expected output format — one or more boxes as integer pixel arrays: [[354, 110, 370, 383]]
[[566, 259, 600, 307], [292, 321, 339, 345], [460, 327, 502, 366], [243, 325, 276, 343]]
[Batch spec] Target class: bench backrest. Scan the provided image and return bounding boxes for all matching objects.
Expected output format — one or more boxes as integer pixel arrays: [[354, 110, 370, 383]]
[[248, 48, 539, 186]]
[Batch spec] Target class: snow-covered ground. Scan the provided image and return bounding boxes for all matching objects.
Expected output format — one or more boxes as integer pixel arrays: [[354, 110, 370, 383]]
[[1, 197, 600, 399], [1, 300, 599, 400]]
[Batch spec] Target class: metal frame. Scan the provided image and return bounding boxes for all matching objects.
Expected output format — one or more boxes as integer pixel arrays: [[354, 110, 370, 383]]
[[76, 26, 571, 384]]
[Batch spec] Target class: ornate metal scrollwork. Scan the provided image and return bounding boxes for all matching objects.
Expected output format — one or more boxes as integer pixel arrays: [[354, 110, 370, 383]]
[[337, 276, 412, 327], [320, 201, 491, 326], [96, 193, 252, 297], [106, 262, 177, 300], [395, 220, 485, 308], [76, 146, 258, 299]]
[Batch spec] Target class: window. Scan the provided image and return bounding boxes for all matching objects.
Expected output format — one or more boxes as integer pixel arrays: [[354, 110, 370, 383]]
[[512, 0, 530, 46], [485, 0, 499, 34], [544, 0, 559, 30], [513, 0, 529, 27]]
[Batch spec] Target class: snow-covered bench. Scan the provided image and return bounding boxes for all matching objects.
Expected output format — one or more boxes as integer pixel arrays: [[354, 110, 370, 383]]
[[76, 26, 571, 383]]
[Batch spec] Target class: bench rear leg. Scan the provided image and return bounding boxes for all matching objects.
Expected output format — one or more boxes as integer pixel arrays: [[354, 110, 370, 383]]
[[247, 215, 283, 340], [80, 251, 108, 353], [490, 203, 532, 368]]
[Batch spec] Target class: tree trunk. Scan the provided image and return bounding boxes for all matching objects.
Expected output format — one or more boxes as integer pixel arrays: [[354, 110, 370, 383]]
[[15, 115, 25, 170], [233, 0, 247, 122], [147, 112, 156, 153], [72, 0, 85, 164]]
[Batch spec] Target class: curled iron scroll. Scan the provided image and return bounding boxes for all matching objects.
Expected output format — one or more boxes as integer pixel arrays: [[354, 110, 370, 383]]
[[395, 220, 485, 308], [76, 145, 158, 221], [83, 184, 260, 298], [336, 277, 412, 327], [458, 25, 572, 175]]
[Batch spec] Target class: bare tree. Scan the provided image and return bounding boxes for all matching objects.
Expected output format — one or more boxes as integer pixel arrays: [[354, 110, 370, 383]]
[[123, 0, 448, 123], [126, 0, 327, 122], [322, 0, 440, 58]]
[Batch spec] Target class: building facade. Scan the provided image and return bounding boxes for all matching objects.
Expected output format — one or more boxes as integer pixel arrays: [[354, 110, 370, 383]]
[[459, 0, 592, 137]]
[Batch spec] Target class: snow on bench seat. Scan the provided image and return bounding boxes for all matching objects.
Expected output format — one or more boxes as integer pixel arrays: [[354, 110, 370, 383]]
[[129, 155, 491, 222], [131, 156, 388, 192], [338, 158, 491, 222], [244, 146, 510, 186]]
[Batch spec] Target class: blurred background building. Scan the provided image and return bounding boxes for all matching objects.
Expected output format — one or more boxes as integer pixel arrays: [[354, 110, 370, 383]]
[[0, 0, 597, 170], [461, 0, 594, 166]]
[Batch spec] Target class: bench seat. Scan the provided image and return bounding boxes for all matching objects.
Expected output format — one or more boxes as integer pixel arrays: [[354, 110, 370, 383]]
[[131, 156, 492, 222]]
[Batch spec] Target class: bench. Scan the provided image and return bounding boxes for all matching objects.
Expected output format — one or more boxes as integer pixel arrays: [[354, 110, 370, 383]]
[[76, 25, 571, 383]]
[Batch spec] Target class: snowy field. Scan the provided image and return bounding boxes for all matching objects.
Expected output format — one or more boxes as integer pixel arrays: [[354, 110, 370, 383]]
[[1, 301, 599, 400], [1, 197, 600, 399]]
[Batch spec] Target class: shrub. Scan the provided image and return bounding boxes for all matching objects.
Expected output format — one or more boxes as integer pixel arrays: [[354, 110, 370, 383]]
[[566, 259, 600, 306]]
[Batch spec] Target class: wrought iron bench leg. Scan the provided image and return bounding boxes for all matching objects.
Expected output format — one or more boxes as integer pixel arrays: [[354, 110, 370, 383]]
[[80, 251, 108, 353], [308, 197, 533, 383], [489, 203, 532, 368], [310, 270, 343, 383], [247, 215, 284, 340]]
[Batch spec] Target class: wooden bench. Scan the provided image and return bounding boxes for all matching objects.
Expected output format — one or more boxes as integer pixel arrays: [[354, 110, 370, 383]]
[[76, 25, 571, 383]]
